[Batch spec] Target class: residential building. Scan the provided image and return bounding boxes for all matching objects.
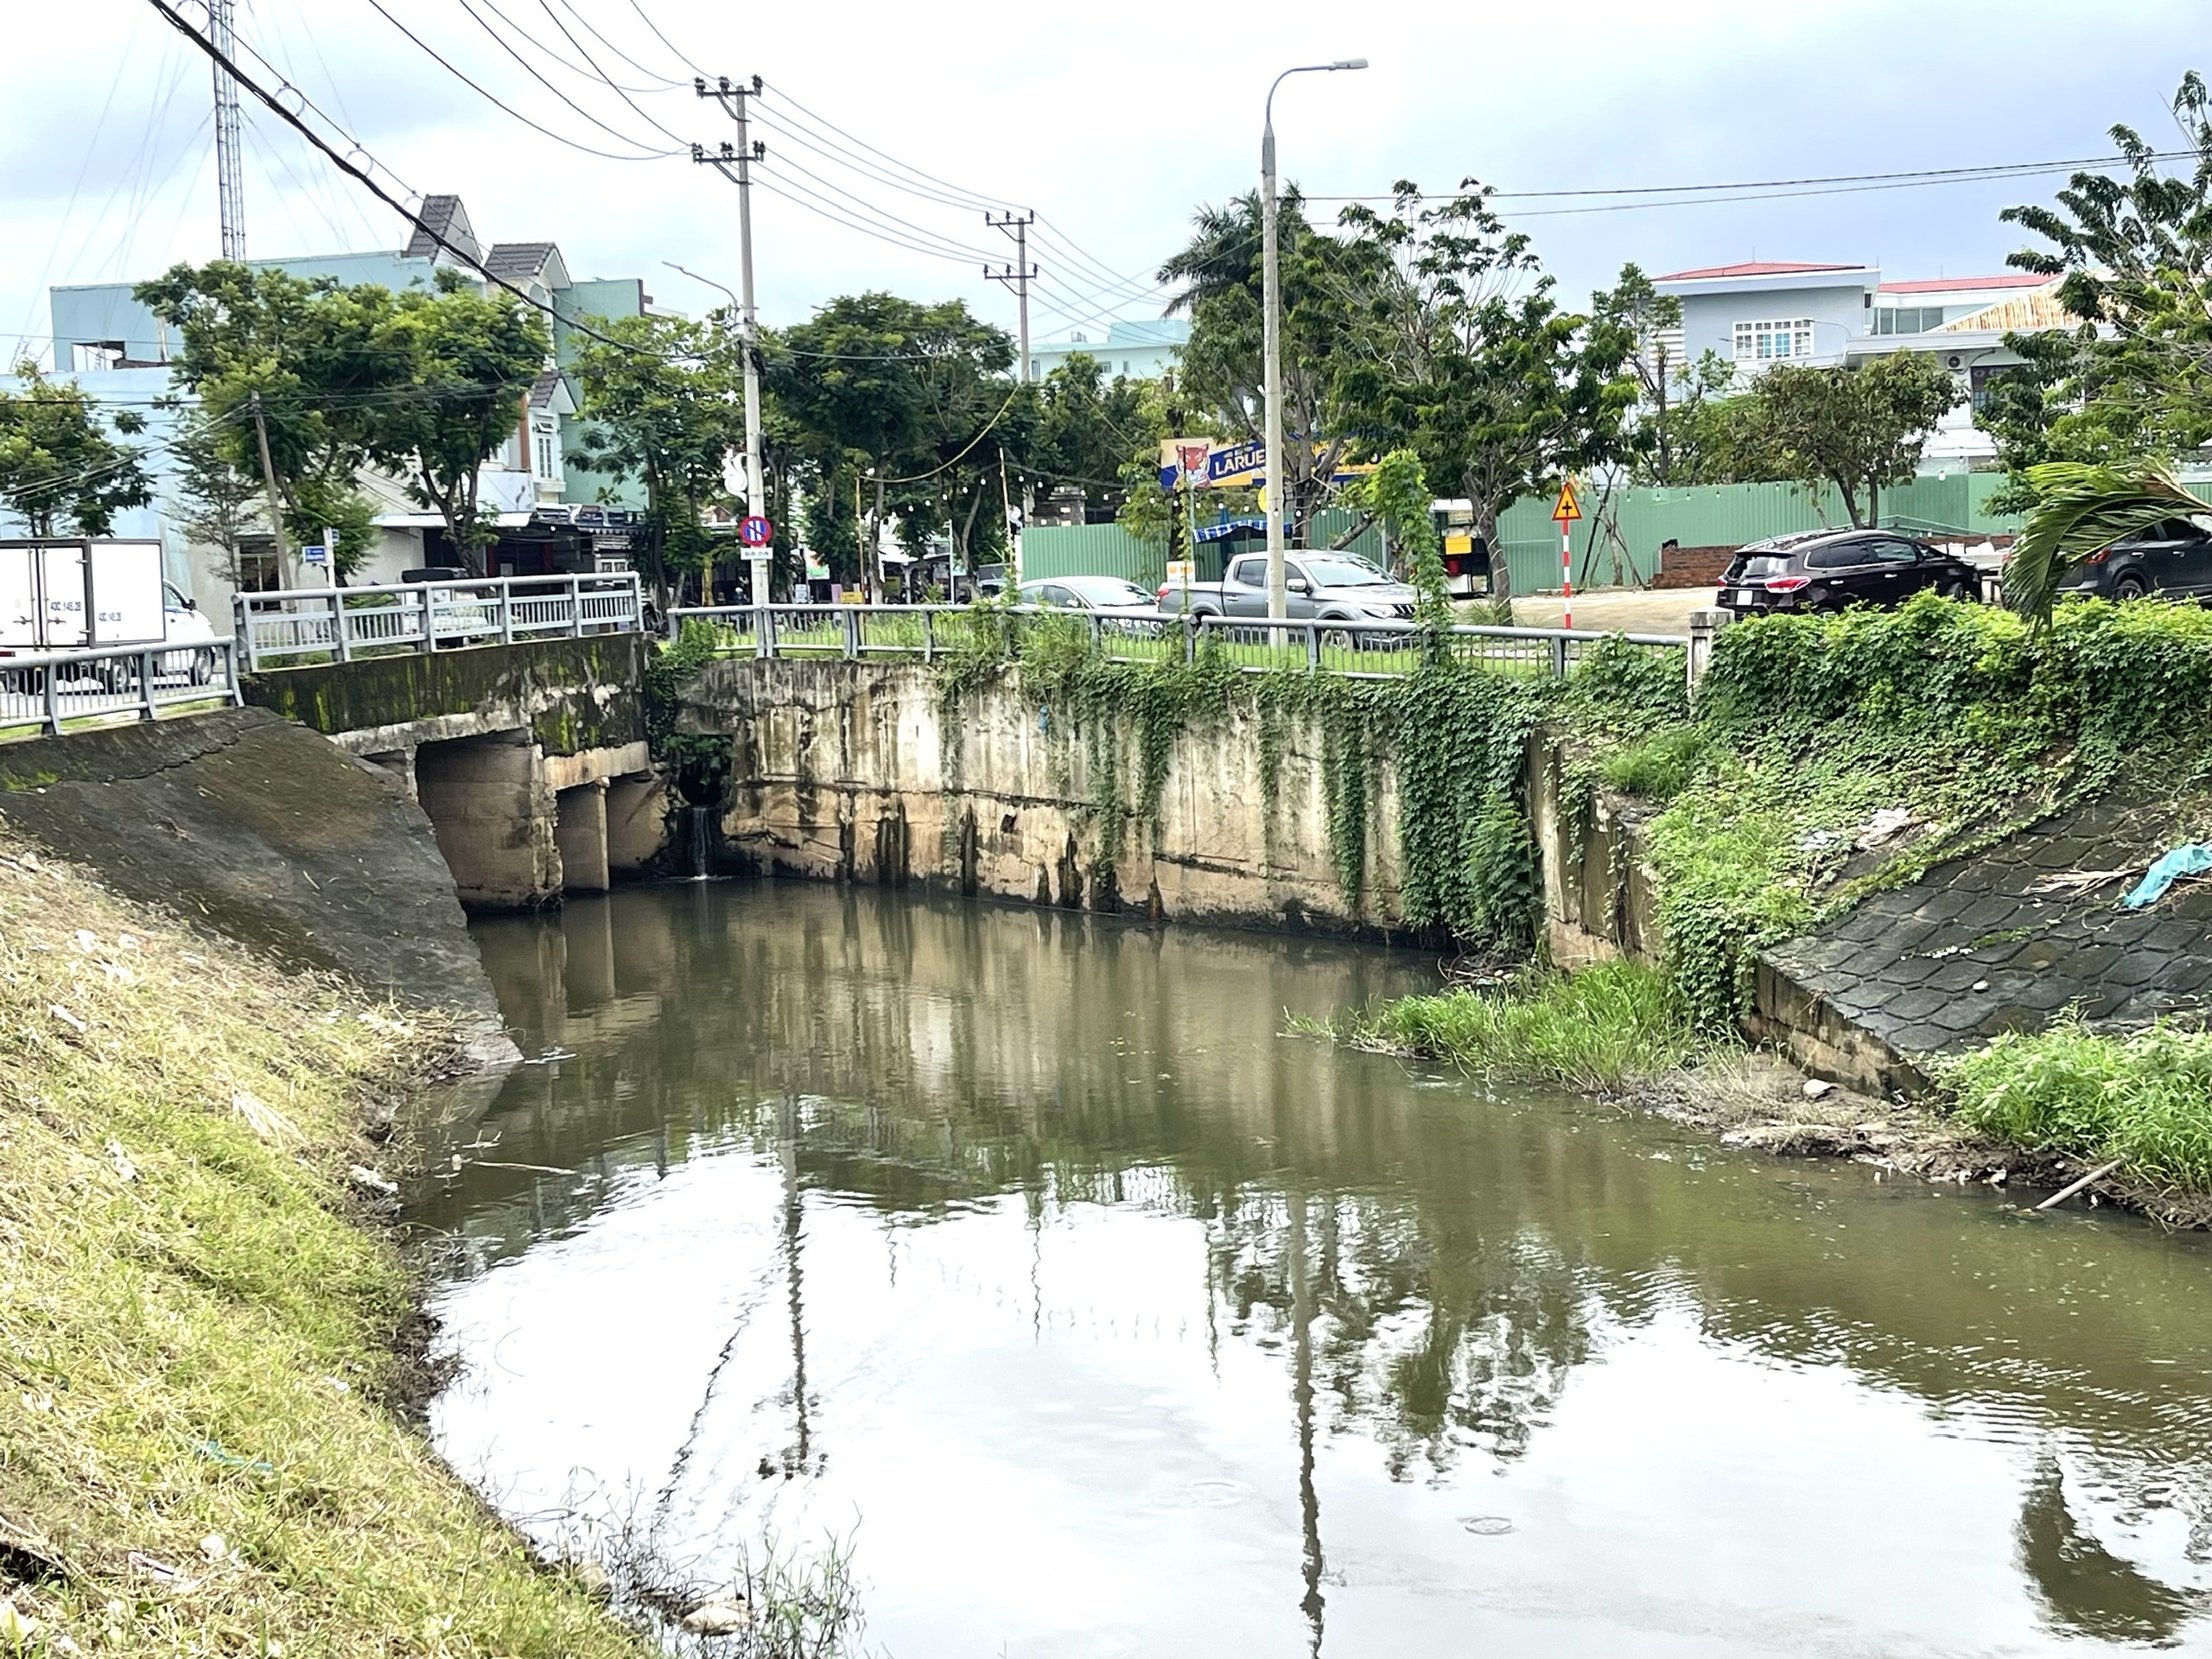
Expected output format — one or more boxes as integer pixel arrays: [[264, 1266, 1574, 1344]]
[[28, 195, 655, 613], [1027, 316, 1190, 383], [1650, 259, 2075, 471]]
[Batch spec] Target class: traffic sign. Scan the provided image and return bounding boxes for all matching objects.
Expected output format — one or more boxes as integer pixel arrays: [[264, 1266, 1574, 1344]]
[[738, 514, 772, 547], [1550, 479, 1584, 523]]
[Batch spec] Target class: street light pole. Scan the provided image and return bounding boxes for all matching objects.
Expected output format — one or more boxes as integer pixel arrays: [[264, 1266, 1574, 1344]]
[[1262, 57, 1366, 621]]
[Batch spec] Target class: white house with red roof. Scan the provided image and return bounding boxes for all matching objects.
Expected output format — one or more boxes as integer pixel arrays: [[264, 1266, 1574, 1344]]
[[1651, 260, 2077, 467]]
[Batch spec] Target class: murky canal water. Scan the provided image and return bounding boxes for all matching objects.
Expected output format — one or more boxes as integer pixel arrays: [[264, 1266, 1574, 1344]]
[[415, 881, 2212, 1656]]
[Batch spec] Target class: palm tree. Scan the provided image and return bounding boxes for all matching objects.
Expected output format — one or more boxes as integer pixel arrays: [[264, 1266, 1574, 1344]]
[[2003, 461, 2205, 627]]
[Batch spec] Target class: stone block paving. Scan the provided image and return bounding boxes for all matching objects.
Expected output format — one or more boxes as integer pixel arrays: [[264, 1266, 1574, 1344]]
[[1764, 797, 2212, 1058]]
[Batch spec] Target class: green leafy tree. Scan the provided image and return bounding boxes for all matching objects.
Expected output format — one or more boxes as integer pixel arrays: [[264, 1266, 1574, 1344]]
[[137, 261, 393, 577], [1160, 188, 1373, 548], [365, 269, 550, 573], [1335, 184, 1638, 598], [1741, 353, 1961, 526], [0, 361, 150, 536], [164, 404, 262, 582], [1029, 351, 1154, 518], [566, 311, 746, 603], [2002, 461, 2205, 627], [1988, 72, 2212, 509], [771, 294, 1014, 589], [1355, 448, 1448, 625], [1591, 264, 1687, 484]]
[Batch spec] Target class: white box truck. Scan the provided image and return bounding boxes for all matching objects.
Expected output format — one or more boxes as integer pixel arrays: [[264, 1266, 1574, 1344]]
[[1, 538, 215, 664]]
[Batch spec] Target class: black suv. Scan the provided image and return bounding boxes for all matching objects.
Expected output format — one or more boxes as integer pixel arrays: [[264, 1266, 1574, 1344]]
[[2060, 514, 2212, 601], [1717, 530, 1980, 616]]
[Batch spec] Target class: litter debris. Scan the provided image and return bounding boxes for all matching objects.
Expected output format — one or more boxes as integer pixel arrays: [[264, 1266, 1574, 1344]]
[[128, 1551, 200, 1592], [72, 930, 97, 953], [1802, 1078, 1837, 1102], [105, 1141, 137, 1183], [346, 1165, 398, 1197], [1857, 806, 1915, 848], [2028, 868, 2133, 896], [48, 1004, 86, 1034], [681, 1599, 752, 1636], [0, 1599, 39, 1643], [196, 1440, 276, 1475], [2123, 844, 2212, 909]]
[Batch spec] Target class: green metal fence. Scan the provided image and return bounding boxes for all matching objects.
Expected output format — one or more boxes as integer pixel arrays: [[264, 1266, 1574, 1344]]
[[1022, 475, 2039, 594]]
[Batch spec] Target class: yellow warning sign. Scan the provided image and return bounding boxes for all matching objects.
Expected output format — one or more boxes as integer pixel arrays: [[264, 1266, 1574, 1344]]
[[1551, 478, 1584, 523]]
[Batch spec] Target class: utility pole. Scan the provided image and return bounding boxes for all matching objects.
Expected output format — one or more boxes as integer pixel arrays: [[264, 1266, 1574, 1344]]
[[695, 76, 768, 609], [248, 392, 289, 586], [211, 0, 246, 259], [983, 212, 1037, 383], [1260, 60, 1366, 620], [984, 212, 1037, 586]]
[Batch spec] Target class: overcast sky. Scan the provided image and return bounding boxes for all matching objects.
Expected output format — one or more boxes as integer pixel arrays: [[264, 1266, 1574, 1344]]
[[3, 0, 2205, 365]]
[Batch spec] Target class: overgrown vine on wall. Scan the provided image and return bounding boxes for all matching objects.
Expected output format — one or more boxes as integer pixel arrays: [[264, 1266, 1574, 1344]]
[[645, 616, 738, 804]]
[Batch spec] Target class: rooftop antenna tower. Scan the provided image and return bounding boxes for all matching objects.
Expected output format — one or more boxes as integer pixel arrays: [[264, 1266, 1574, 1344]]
[[212, 0, 246, 258]]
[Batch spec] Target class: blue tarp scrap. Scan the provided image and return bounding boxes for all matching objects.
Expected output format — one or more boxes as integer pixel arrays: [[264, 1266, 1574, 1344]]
[[2122, 843, 2212, 909]]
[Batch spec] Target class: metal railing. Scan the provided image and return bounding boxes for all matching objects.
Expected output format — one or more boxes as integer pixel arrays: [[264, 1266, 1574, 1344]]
[[0, 639, 245, 740], [235, 573, 645, 671], [664, 602, 1694, 683]]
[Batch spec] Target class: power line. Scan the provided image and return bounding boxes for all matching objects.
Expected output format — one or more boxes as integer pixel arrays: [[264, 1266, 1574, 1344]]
[[543, 0, 690, 89], [358, 0, 681, 161]]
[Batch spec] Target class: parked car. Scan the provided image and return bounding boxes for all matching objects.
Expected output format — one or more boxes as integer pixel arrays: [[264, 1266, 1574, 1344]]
[[161, 581, 219, 682], [1019, 575, 1162, 637], [1157, 551, 1418, 639], [1716, 530, 1980, 616], [2057, 512, 2212, 602]]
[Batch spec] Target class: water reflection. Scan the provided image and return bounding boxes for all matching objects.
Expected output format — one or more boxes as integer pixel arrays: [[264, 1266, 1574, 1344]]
[[416, 882, 2212, 1657]]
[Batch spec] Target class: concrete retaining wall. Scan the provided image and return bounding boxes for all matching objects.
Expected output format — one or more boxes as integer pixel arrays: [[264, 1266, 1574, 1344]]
[[683, 658, 1408, 932]]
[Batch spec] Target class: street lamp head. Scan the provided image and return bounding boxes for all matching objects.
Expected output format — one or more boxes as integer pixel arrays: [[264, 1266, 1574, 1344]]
[[1332, 58, 1369, 69]]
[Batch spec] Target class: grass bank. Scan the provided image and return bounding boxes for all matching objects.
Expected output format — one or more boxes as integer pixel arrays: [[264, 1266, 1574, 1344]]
[[1332, 960, 1705, 1094], [0, 833, 644, 1658], [1938, 1018, 2212, 1194]]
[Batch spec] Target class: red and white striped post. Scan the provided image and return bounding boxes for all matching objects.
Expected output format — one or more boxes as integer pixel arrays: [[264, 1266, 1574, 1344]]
[[1551, 478, 1584, 630]]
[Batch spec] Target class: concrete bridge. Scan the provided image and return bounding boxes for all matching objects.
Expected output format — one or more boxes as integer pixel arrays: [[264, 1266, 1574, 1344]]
[[241, 632, 664, 909]]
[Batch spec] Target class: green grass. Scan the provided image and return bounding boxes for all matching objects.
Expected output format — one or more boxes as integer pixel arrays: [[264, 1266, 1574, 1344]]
[[1938, 1017, 2212, 1190], [0, 834, 646, 1658], [1600, 727, 1708, 801], [1334, 959, 1706, 1093]]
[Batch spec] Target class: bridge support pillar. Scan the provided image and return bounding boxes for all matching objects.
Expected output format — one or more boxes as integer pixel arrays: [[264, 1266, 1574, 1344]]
[[415, 734, 561, 910], [555, 779, 611, 894], [606, 775, 669, 875]]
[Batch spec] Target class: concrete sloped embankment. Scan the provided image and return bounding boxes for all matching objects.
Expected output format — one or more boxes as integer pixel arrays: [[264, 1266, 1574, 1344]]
[[1753, 793, 2212, 1094], [0, 705, 515, 1062]]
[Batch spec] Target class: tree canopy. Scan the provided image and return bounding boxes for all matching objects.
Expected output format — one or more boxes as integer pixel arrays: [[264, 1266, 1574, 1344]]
[[567, 311, 747, 602], [1332, 183, 1639, 596], [0, 362, 150, 537], [1739, 353, 1961, 526]]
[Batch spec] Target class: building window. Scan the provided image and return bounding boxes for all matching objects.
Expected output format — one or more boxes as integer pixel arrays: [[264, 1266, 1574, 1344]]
[[1875, 306, 1949, 335], [1732, 319, 1816, 361], [533, 429, 556, 479]]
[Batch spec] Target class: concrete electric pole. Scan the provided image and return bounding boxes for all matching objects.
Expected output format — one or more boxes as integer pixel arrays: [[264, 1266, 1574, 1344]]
[[211, 0, 246, 259], [983, 212, 1037, 384], [1260, 59, 1365, 620], [696, 77, 769, 608]]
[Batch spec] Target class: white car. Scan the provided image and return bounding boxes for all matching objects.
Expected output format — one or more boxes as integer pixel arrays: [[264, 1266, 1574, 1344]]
[[161, 582, 221, 683]]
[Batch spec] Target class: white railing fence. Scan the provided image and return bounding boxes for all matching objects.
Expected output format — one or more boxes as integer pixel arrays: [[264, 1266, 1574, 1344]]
[[664, 602, 1699, 684], [0, 640, 245, 739], [234, 573, 645, 671]]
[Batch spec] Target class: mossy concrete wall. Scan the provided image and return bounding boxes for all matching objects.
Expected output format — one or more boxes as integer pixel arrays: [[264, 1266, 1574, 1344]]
[[0, 706, 513, 1058], [682, 658, 1408, 933], [243, 634, 648, 759]]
